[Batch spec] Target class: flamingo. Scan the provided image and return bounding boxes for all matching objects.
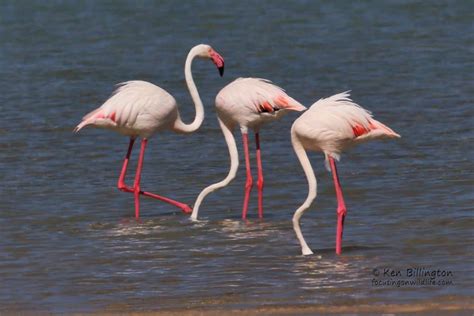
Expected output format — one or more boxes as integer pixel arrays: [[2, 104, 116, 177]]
[[190, 78, 306, 220], [74, 44, 224, 219], [291, 91, 400, 255]]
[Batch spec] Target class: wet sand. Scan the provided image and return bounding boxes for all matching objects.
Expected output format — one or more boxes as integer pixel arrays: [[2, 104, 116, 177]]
[[97, 297, 474, 315], [1, 296, 472, 315]]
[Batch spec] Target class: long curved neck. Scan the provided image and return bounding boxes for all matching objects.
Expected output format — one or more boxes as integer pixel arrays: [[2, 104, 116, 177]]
[[191, 118, 238, 220], [291, 128, 317, 255], [173, 47, 205, 133]]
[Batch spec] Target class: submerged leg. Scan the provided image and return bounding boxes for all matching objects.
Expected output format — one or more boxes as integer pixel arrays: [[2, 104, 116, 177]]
[[117, 138, 192, 216], [329, 157, 347, 255], [241, 133, 253, 219], [255, 133, 264, 218]]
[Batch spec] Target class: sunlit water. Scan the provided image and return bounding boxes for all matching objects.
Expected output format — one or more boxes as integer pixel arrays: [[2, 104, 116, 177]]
[[0, 1, 472, 313]]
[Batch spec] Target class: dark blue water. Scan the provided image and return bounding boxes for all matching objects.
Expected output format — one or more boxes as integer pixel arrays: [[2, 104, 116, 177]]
[[1, 1, 472, 313]]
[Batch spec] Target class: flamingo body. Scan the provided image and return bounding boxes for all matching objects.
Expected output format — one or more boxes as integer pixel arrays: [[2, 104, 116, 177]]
[[191, 78, 306, 220], [215, 78, 305, 132], [75, 81, 179, 137], [293, 91, 399, 169], [291, 91, 400, 255]]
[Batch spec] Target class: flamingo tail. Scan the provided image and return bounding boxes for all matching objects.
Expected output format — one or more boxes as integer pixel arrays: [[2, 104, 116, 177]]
[[73, 108, 117, 133]]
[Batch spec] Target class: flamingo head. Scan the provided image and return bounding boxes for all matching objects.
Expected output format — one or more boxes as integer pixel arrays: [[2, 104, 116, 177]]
[[195, 44, 225, 76]]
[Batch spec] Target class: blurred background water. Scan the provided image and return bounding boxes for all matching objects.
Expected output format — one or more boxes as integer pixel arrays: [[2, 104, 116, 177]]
[[0, 0, 472, 313]]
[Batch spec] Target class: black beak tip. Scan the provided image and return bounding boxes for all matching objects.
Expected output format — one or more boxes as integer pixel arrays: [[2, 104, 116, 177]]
[[218, 66, 224, 77]]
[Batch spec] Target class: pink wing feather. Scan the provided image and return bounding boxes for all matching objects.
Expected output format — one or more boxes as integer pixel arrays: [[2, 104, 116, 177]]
[[307, 91, 400, 141], [217, 78, 306, 114], [293, 91, 400, 170]]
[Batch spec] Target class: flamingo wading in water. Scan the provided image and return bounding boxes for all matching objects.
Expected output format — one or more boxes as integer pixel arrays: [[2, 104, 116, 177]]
[[191, 78, 306, 220], [74, 44, 224, 219], [291, 91, 400, 255]]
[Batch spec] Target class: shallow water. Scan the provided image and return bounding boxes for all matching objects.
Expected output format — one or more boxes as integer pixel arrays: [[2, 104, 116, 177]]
[[0, 1, 473, 313]]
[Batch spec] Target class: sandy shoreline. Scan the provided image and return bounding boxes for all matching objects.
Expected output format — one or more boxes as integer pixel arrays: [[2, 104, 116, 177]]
[[2, 298, 473, 315], [100, 299, 472, 315], [102, 303, 472, 315]]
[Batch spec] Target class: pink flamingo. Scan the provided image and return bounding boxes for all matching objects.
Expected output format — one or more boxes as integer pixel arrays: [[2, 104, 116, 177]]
[[191, 78, 306, 220], [74, 44, 224, 219], [291, 91, 400, 255]]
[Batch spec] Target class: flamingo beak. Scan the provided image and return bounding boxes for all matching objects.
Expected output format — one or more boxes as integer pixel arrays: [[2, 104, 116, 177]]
[[218, 64, 225, 77], [210, 50, 225, 77]]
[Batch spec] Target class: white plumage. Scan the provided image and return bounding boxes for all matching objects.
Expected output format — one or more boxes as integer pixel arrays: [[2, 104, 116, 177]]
[[292, 91, 400, 170], [215, 78, 305, 132], [75, 80, 178, 138], [291, 91, 400, 256]]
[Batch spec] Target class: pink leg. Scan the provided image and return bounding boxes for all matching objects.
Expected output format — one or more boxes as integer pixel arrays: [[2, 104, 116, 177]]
[[139, 191, 191, 214], [329, 157, 347, 255], [241, 133, 253, 219], [116, 138, 192, 216], [133, 138, 147, 219], [255, 133, 264, 218]]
